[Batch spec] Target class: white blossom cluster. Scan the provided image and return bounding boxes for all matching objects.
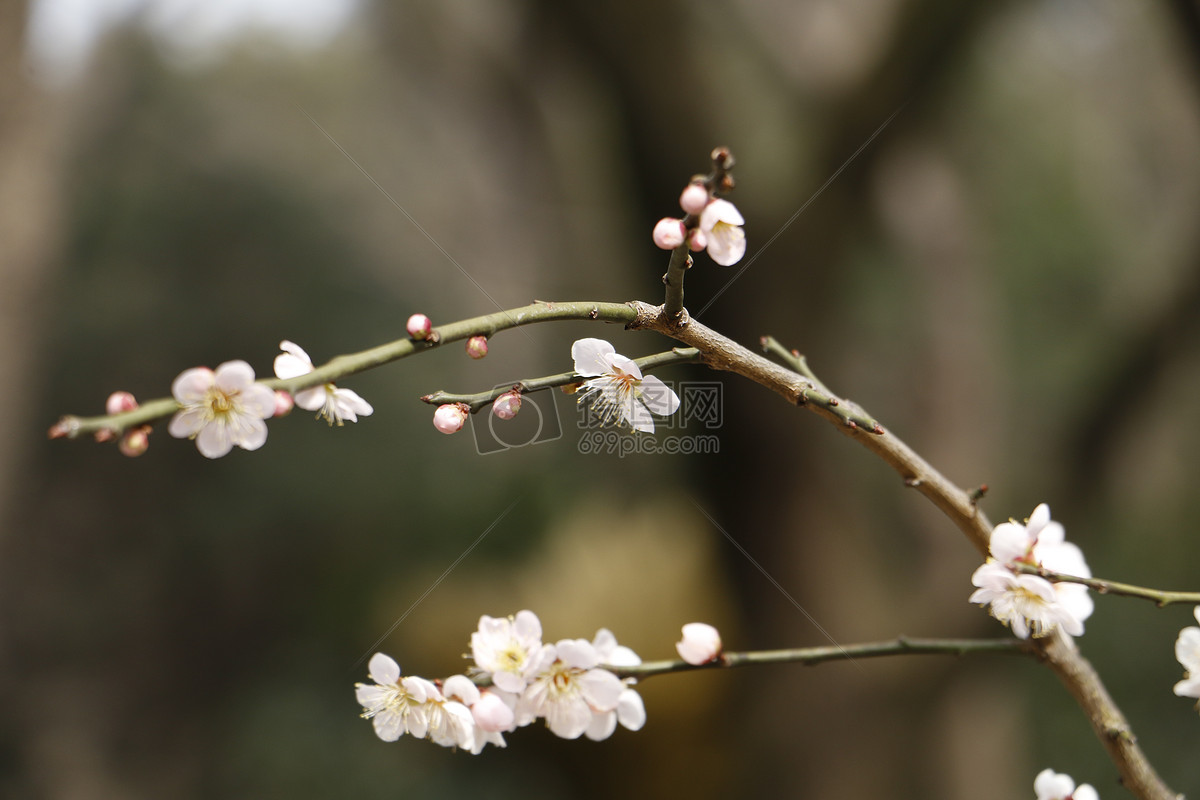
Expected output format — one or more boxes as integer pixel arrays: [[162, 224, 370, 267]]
[[354, 611, 649, 753], [969, 504, 1093, 639]]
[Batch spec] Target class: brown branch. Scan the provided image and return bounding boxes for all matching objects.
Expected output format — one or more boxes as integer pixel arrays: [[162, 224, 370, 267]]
[[628, 300, 1178, 800]]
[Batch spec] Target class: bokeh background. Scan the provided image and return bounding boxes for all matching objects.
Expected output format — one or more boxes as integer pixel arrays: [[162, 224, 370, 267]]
[[4, 0, 1200, 797]]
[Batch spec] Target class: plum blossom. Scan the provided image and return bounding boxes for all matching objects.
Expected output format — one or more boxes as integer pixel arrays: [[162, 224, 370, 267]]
[[676, 622, 722, 665], [274, 341, 373, 426], [585, 629, 645, 741], [1173, 606, 1200, 703], [406, 313, 432, 340], [699, 198, 746, 266], [433, 403, 469, 434], [679, 183, 709, 215], [355, 653, 444, 743], [470, 610, 552, 693], [516, 638, 624, 739], [1034, 768, 1099, 800], [969, 504, 1093, 639], [653, 217, 687, 250], [492, 391, 521, 420], [571, 338, 680, 434], [168, 360, 275, 458], [442, 675, 514, 754]]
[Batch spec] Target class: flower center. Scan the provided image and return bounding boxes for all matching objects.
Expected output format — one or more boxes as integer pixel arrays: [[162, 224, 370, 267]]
[[207, 387, 236, 417]]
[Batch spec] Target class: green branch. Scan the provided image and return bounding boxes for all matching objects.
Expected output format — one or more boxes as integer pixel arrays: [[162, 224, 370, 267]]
[[1014, 563, 1200, 608], [759, 335, 883, 434], [422, 347, 702, 412], [609, 636, 1034, 681], [50, 300, 640, 439]]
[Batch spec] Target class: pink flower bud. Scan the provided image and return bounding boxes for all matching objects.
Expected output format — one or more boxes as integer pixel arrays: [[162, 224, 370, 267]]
[[119, 426, 151, 457], [407, 313, 433, 340], [433, 403, 469, 434], [676, 622, 722, 665], [273, 390, 295, 417], [492, 390, 522, 420], [652, 218, 687, 250], [679, 183, 710, 215], [466, 335, 489, 359], [687, 228, 707, 252], [471, 691, 516, 733], [106, 391, 139, 415]]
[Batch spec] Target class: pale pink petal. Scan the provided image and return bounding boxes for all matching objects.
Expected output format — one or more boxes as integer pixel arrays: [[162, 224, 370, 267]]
[[235, 417, 268, 451], [441, 675, 480, 706], [584, 709, 618, 741], [274, 341, 313, 379], [239, 384, 277, 420], [571, 338, 617, 377], [699, 198, 744, 230], [371, 710, 404, 742], [627, 400, 655, 433], [213, 360, 256, 393], [168, 408, 208, 439], [989, 522, 1031, 562], [706, 224, 747, 266], [196, 422, 234, 458], [637, 375, 680, 416], [337, 388, 374, 418], [607, 353, 643, 381], [293, 386, 326, 411], [172, 367, 214, 403], [472, 692, 516, 732], [578, 668, 623, 712], [555, 639, 599, 670], [616, 688, 646, 730], [513, 610, 542, 642], [368, 653, 401, 685]]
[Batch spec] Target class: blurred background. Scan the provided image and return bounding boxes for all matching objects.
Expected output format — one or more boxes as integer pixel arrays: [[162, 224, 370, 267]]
[[4, 0, 1200, 797]]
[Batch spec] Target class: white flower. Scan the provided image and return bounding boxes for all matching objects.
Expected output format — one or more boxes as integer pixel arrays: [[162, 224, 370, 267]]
[[969, 504, 1093, 639], [699, 198, 746, 266], [168, 360, 275, 458], [970, 563, 1082, 639], [571, 338, 680, 434], [442, 675, 515, 754], [1173, 606, 1200, 701], [676, 622, 723, 665], [1034, 768, 1099, 800], [516, 638, 625, 739], [273, 341, 373, 426], [585, 629, 645, 741], [354, 653, 442, 742], [470, 610, 552, 693]]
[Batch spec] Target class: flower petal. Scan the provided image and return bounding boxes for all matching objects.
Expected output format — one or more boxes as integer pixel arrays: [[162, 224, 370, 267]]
[[196, 421, 234, 458], [171, 367, 214, 404], [213, 360, 256, 393], [368, 653, 400, 685], [637, 375, 680, 416], [571, 338, 617, 377]]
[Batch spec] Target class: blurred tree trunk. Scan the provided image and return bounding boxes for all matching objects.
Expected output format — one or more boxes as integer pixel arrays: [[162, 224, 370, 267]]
[[0, 7, 65, 548]]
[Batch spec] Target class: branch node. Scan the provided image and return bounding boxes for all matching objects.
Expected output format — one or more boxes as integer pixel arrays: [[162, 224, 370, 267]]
[[904, 476, 923, 488]]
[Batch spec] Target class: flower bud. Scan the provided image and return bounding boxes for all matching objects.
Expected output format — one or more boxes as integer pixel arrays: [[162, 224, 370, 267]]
[[687, 228, 707, 252], [407, 313, 433, 340], [676, 622, 722, 665], [652, 218, 687, 250], [472, 691, 516, 733], [119, 425, 151, 457], [106, 391, 139, 415], [466, 335, 489, 360], [679, 183, 709, 215], [433, 403, 469, 434], [273, 390, 295, 417], [492, 390, 522, 420]]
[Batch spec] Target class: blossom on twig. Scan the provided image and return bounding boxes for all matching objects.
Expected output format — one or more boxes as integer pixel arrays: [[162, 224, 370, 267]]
[[1034, 768, 1099, 800], [1173, 606, 1200, 705], [168, 360, 275, 458], [274, 341, 373, 426], [571, 338, 680, 434], [969, 504, 1093, 639]]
